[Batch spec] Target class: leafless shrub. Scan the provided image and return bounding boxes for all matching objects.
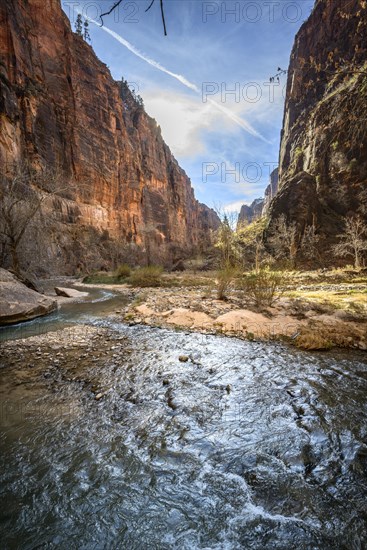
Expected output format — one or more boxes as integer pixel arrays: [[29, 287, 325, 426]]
[[331, 215, 367, 268], [301, 224, 320, 260], [268, 214, 298, 267]]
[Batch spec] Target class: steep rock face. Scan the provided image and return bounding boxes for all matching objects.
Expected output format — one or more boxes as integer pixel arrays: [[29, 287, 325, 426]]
[[267, 0, 367, 254], [0, 0, 219, 273], [237, 168, 278, 228], [237, 198, 264, 228], [262, 168, 278, 217]]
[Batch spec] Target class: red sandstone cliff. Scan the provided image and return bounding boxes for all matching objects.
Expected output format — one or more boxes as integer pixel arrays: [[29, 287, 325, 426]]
[[0, 0, 219, 274], [266, 0, 367, 259]]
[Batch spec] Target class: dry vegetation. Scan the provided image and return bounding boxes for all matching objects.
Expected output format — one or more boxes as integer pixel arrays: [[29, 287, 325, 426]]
[[81, 265, 366, 351]]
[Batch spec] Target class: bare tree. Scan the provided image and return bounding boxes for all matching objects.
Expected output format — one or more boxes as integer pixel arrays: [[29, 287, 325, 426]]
[[300, 224, 320, 261], [235, 217, 269, 271], [0, 166, 70, 276], [137, 221, 165, 266], [0, 170, 43, 275], [332, 215, 367, 268], [268, 214, 298, 267]]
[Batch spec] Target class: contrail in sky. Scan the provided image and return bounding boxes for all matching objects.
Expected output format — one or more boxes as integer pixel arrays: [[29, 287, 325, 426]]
[[76, 10, 268, 142]]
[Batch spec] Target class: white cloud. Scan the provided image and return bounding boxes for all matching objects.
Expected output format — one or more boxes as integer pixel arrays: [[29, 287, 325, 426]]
[[144, 91, 214, 157], [223, 199, 248, 214], [79, 9, 268, 141]]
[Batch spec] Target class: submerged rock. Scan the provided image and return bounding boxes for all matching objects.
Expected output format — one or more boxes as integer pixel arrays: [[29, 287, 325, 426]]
[[0, 269, 57, 326]]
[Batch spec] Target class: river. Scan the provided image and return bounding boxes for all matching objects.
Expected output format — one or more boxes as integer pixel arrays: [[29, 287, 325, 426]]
[[0, 287, 366, 549]]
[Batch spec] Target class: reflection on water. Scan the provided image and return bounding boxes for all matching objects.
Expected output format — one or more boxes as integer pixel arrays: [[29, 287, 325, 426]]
[[0, 291, 367, 548]]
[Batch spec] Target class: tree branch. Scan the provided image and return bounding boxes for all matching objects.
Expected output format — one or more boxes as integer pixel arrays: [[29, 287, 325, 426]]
[[101, 0, 167, 35], [145, 0, 167, 35], [160, 0, 167, 36], [100, 0, 125, 26], [145, 0, 155, 11]]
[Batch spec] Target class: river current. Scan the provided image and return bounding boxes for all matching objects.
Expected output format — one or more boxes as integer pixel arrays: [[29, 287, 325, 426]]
[[0, 287, 366, 549]]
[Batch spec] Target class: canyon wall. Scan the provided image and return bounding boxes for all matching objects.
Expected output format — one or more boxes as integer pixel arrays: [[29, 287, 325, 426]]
[[261, 168, 279, 217], [0, 0, 219, 274], [237, 168, 278, 228], [266, 0, 367, 257], [237, 199, 264, 228]]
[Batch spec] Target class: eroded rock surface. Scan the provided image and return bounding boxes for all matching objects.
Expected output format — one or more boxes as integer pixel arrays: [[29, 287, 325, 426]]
[[0, 0, 219, 273], [266, 0, 367, 254], [0, 269, 57, 325]]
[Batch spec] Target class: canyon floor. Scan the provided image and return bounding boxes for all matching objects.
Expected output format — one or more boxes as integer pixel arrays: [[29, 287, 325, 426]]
[[77, 269, 367, 352]]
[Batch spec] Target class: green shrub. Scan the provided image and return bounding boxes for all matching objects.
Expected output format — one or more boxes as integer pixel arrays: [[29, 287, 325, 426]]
[[128, 265, 163, 287], [114, 263, 131, 279], [216, 266, 238, 300], [240, 267, 287, 307], [82, 272, 119, 284]]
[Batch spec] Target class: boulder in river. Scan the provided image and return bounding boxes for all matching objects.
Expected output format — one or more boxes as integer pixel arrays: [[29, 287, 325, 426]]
[[0, 269, 57, 325], [54, 287, 89, 298]]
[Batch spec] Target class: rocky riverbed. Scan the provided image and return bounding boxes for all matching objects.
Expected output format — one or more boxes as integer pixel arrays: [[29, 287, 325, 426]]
[[0, 325, 130, 401], [117, 285, 367, 351], [1, 268, 366, 352], [1, 318, 367, 549]]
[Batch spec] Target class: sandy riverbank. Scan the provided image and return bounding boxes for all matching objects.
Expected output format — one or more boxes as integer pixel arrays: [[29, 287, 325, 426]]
[[114, 284, 366, 351], [8, 271, 365, 352]]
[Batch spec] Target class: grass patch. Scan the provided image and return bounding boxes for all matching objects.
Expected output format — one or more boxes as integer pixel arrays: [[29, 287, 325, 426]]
[[172, 275, 214, 287], [83, 265, 131, 284], [284, 289, 367, 312], [128, 266, 164, 288], [114, 263, 131, 279], [82, 273, 121, 284], [124, 312, 135, 321], [81, 268, 215, 288], [295, 328, 333, 351]]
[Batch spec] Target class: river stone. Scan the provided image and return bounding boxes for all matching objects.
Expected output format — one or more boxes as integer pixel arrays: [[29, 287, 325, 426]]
[[54, 287, 88, 298], [0, 268, 57, 325]]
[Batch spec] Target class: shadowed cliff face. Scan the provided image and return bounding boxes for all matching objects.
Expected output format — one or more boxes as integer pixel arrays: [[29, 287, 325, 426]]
[[267, 0, 367, 256], [236, 168, 278, 229], [262, 168, 278, 217], [0, 0, 219, 274]]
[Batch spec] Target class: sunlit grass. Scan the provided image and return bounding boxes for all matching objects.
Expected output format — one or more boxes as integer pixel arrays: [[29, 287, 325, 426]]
[[284, 288, 367, 311]]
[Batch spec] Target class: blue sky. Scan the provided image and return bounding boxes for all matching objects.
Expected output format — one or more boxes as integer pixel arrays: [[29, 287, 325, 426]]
[[62, 0, 315, 212]]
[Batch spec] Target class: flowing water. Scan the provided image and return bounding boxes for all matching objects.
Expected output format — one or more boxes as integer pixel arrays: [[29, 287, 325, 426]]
[[0, 289, 367, 549], [0, 281, 129, 342]]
